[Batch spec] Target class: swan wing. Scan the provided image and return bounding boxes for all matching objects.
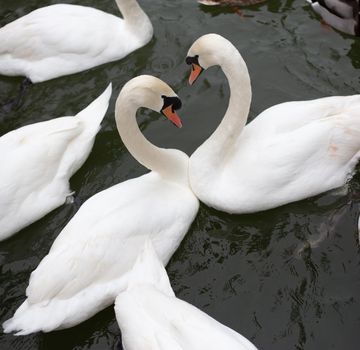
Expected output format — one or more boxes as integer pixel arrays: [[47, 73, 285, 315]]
[[206, 95, 360, 212], [25, 173, 198, 304], [0, 85, 110, 240], [0, 116, 82, 192], [117, 287, 257, 350], [0, 5, 122, 59], [116, 241, 257, 350], [225, 104, 360, 210], [0, 117, 83, 196], [251, 95, 360, 175], [0, 5, 126, 81], [249, 95, 360, 135], [260, 113, 360, 182], [0, 117, 82, 239]]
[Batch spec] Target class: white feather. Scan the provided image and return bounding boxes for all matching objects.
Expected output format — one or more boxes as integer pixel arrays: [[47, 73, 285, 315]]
[[0, 84, 112, 241], [2, 76, 199, 335], [0, 0, 153, 82], [187, 34, 360, 213], [115, 240, 258, 350]]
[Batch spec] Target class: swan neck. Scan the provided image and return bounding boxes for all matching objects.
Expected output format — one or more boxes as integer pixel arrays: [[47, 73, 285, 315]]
[[115, 99, 189, 187], [114, 0, 152, 34], [216, 53, 252, 145]]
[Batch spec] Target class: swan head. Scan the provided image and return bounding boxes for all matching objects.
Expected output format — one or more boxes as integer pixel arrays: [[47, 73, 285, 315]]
[[186, 33, 238, 85], [117, 75, 183, 128]]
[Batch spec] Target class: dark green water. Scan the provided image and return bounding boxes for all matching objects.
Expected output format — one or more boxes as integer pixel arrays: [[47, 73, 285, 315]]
[[1, 0, 360, 349]]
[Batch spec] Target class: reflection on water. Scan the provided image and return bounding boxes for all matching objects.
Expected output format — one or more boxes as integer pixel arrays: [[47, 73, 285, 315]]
[[168, 192, 360, 350], [198, 4, 245, 17], [1, 0, 360, 350], [348, 39, 360, 68]]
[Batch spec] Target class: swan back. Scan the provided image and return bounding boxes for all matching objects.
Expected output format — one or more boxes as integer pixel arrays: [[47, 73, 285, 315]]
[[0, 1, 153, 81], [122, 239, 175, 296], [114, 0, 153, 43], [0, 84, 112, 241], [57, 83, 112, 178], [115, 241, 258, 350]]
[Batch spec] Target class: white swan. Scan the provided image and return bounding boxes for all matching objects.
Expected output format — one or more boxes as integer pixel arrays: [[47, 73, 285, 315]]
[[0, 84, 112, 241], [307, 0, 359, 36], [3, 75, 199, 335], [0, 0, 153, 82], [185, 34, 360, 214], [115, 240, 258, 350]]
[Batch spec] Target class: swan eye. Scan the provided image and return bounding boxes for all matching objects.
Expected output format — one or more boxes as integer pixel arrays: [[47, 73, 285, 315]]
[[161, 96, 182, 112], [185, 55, 200, 66]]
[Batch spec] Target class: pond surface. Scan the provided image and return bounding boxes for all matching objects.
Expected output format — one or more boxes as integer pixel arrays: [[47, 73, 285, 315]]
[[1, 0, 360, 349]]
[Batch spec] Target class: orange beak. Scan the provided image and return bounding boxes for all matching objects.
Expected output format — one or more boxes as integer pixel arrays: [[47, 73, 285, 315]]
[[161, 105, 183, 128], [189, 63, 203, 85]]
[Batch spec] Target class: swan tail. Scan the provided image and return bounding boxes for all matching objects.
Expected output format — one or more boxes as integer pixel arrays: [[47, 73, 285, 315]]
[[3, 297, 88, 335], [2, 300, 57, 335], [124, 239, 175, 297], [76, 83, 112, 133], [3, 276, 128, 335]]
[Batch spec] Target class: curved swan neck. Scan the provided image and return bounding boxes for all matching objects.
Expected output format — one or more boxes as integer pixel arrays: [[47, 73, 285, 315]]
[[114, 0, 153, 35], [115, 96, 189, 187], [212, 51, 252, 149]]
